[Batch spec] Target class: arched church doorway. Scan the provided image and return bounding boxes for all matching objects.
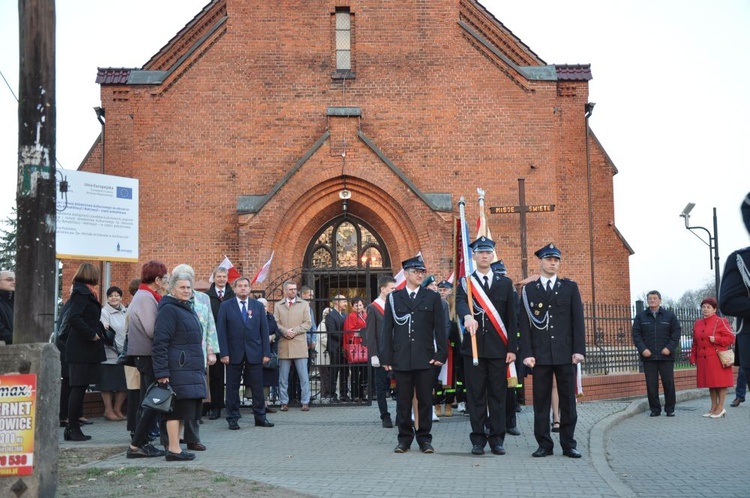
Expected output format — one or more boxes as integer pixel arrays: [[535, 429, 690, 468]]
[[302, 215, 392, 313]]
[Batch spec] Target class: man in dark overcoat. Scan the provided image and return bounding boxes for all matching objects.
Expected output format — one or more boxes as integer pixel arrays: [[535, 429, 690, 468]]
[[519, 243, 585, 459], [380, 255, 447, 454], [206, 266, 235, 419]]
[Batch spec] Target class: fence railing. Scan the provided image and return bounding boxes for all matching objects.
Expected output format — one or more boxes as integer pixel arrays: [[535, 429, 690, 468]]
[[582, 303, 701, 375]]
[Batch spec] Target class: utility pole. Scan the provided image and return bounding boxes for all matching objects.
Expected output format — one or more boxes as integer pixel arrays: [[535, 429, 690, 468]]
[[16, 0, 56, 343]]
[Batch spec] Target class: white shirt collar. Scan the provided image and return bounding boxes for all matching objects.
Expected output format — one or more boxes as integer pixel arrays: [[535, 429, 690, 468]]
[[540, 276, 557, 288]]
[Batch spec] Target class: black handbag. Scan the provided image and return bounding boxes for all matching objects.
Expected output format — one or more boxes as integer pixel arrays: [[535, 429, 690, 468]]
[[116, 333, 135, 366], [141, 382, 176, 413], [264, 352, 279, 369]]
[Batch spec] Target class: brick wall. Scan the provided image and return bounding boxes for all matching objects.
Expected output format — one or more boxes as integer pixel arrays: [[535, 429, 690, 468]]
[[72, 0, 631, 305]]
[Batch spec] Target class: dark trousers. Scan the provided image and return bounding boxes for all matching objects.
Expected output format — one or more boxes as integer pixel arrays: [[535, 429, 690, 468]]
[[394, 368, 435, 447], [126, 389, 139, 432], [226, 360, 266, 422], [208, 361, 225, 409], [131, 355, 160, 448], [66, 385, 86, 431], [464, 356, 507, 448], [374, 366, 391, 419], [643, 360, 676, 414], [532, 364, 577, 451], [506, 384, 518, 429], [329, 348, 349, 398], [59, 375, 71, 422], [350, 364, 365, 399]]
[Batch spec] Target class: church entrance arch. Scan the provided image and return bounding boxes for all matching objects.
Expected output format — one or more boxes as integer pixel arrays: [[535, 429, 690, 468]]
[[302, 215, 392, 312]]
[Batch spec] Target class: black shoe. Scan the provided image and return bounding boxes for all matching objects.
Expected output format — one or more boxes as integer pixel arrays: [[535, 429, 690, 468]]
[[562, 448, 582, 458], [255, 419, 274, 427], [208, 409, 221, 420], [665, 412, 675, 417], [532, 447, 553, 457], [228, 420, 241, 430], [186, 442, 206, 451], [730, 398, 744, 407], [515, 405, 522, 412], [471, 444, 485, 455], [649, 412, 660, 417], [490, 445, 506, 455], [506, 427, 521, 436], [382, 415, 394, 428], [551, 421, 560, 432], [63, 427, 91, 441], [419, 443, 434, 454], [394, 443, 409, 453], [127, 444, 165, 459], [165, 450, 195, 461]]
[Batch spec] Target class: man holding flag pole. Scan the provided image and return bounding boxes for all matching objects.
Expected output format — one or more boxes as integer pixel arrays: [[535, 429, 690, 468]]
[[455, 235, 518, 456]]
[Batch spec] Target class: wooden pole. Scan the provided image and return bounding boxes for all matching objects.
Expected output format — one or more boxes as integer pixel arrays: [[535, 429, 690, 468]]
[[16, 0, 56, 343]]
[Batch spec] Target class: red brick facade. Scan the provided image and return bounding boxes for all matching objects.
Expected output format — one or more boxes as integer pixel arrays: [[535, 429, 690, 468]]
[[70, 0, 631, 306]]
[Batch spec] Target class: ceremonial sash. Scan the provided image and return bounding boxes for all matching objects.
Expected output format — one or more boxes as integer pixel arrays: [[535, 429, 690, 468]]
[[470, 275, 517, 383], [372, 298, 385, 316]]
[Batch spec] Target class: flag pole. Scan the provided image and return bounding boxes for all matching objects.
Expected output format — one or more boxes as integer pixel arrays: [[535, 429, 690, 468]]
[[458, 196, 479, 366]]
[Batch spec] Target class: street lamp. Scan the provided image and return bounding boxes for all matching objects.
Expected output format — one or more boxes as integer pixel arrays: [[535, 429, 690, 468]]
[[680, 203, 721, 295]]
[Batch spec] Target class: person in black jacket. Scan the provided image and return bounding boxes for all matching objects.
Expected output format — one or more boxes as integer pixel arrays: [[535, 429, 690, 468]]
[[719, 192, 750, 396], [325, 295, 349, 401], [205, 267, 235, 420], [0, 270, 14, 345], [456, 237, 518, 456], [632, 290, 681, 417], [381, 255, 447, 454], [519, 244, 585, 459], [152, 272, 207, 461], [65, 263, 107, 442]]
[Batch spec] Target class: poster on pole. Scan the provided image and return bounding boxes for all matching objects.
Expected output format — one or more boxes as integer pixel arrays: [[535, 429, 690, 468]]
[[56, 170, 139, 262], [0, 373, 36, 476]]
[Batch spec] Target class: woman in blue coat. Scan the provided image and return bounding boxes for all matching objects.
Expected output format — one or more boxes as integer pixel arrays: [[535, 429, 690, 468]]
[[152, 272, 206, 461]]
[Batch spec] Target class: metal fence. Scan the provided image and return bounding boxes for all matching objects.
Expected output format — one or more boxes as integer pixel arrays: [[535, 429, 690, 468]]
[[583, 302, 701, 375]]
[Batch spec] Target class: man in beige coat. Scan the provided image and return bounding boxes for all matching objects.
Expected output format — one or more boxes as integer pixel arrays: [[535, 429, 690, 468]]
[[274, 281, 312, 411]]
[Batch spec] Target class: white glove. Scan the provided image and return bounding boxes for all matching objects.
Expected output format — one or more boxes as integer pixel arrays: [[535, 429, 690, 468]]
[[371, 355, 380, 367]]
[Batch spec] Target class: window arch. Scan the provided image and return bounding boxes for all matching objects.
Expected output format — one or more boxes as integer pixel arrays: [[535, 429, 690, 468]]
[[305, 216, 389, 269]]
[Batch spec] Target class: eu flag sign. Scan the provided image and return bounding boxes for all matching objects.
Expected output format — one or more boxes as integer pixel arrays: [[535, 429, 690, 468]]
[[116, 186, 133, 199]]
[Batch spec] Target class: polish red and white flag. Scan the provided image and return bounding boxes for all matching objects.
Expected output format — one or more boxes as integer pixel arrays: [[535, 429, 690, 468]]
[[209, 256, 241, 283], [251, 251, 274, 285]]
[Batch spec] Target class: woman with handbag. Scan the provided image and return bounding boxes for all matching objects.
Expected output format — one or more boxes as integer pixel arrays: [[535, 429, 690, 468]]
[[344, 297, 368, 402], [689, 297, 735, 418], [258, 298, 280, 412], [97, 286, 129, 421], [64, 263, 107, 441], [152, 272, 207, 461]]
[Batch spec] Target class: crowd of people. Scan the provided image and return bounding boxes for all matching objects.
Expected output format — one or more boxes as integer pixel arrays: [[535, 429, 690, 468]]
[[3, 191, 749, 460]]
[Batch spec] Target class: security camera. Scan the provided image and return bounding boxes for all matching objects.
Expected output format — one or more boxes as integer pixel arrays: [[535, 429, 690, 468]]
[[339, 190, 351, 200]]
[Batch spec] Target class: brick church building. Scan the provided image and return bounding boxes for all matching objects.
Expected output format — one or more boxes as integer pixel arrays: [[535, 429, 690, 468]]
[[76, 0, 632, 305]]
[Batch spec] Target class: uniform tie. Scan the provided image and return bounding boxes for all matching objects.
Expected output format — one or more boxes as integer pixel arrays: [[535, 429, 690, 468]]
[[546, 280, 553, 295], [409, 292, 416, 301], [240, 300, 248, 323], [483, 275, 490, 293]]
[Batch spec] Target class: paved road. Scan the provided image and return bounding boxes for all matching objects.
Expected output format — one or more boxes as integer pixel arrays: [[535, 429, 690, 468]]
[[63, 388, 742, 497]]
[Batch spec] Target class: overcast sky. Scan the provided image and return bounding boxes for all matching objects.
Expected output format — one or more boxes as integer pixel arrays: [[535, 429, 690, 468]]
[[1, 1, 748, 303]]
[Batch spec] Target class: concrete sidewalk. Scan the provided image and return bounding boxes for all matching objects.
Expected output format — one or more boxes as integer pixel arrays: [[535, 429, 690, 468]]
[[62, 389, 743, 497]]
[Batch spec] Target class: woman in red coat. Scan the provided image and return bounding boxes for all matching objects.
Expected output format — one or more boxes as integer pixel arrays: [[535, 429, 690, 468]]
[[344, 297, 368, 401], [690, 297, 735, 418]]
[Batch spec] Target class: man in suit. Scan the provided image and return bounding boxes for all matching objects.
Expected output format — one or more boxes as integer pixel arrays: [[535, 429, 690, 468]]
[[519, 243, 585, 459], [206, 266, 235, 420], [274, 281, 312, 411], [325, 295, 349, 401], [217, 276, 273, 430], [366, 276, 397, 427], [456, 237, 518, 456], [381, 255, 447, 454]]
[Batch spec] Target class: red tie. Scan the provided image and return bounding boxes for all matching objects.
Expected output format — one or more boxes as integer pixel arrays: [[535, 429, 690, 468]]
[[218, 289, 223, 299], [288, 300, 293, 307]]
